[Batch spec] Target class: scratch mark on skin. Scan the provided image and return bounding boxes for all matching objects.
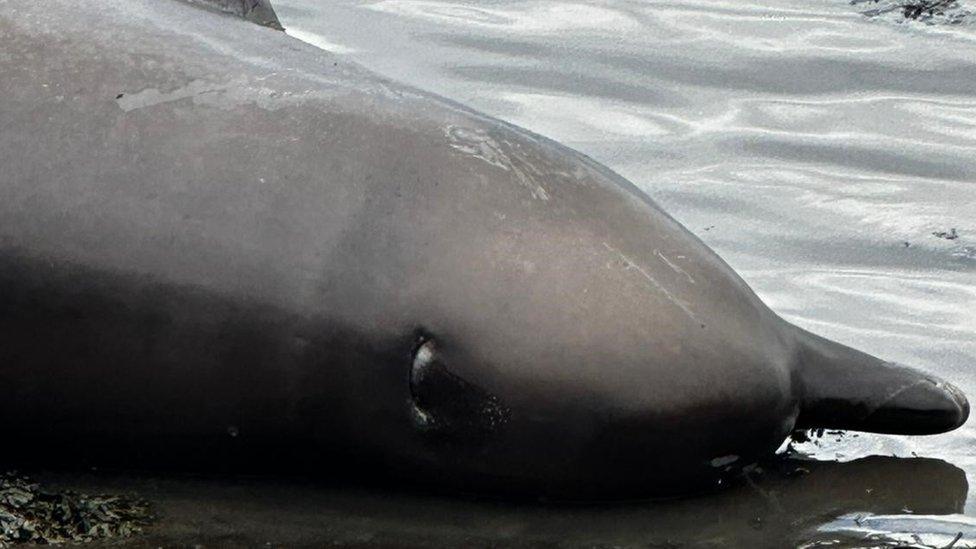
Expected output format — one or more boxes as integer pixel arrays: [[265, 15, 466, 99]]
[[870, 376, 932, 417], [655, 250, 695, 284], [116, 79, 231, 112], [116, 77, 319, 113], [445, 125, 550, 201], [603, 242, 701, 323]]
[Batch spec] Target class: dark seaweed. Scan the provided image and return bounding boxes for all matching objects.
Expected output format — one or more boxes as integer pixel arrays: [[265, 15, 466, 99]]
[[0, 472, 151, 546], [853, 0, 972, 23], [933, 228, 960, 240]]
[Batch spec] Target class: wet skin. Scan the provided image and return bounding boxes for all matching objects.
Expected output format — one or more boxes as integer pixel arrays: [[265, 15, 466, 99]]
[[0, 0, 968, 498]]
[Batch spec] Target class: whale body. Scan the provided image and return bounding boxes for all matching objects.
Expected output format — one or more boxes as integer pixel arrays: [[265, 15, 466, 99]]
[[0, 0, 968, 497]]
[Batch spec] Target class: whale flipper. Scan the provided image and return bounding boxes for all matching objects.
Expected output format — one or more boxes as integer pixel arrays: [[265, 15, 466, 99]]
[[794, 328, 969, 435]]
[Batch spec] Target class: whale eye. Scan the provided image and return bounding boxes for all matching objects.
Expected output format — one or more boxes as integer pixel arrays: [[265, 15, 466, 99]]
[[409, 338, 509, 442]]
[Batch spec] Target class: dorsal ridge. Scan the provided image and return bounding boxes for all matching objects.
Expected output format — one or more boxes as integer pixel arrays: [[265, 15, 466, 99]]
[[179, 0, 284, 30]]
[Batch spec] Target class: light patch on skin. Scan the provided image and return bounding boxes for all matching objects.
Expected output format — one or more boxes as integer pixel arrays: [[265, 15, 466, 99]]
[[409, 340, 437, 431], [414, 341, 436, 368], [710, 455, 739, 468], [410, 401, 434, 429], [655, 250, 695, 284], [116, 79, 231, 112], [444, 125, 551, 201], [115, 77, 329, 113], [603, 242, 701, 324]]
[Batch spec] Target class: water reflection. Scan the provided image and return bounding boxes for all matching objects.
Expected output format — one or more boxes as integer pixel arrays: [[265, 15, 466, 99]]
[[45, 455, 965, 547]]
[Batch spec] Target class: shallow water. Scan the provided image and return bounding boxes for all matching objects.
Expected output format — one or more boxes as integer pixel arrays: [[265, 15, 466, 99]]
[[273, 1, 976, 546]]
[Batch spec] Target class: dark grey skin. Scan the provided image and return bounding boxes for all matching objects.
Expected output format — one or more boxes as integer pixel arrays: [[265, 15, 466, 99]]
[[0, 0, 968, 498]]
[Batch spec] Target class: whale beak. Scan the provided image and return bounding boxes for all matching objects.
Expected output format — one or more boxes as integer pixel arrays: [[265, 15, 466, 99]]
[[795, 328, 971, 435], [861, 378, 971, 435]]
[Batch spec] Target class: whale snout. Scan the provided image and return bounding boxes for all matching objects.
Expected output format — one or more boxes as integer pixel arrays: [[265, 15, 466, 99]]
[[816, 375, 970, 436], [794, 329, 970, 436], [870, 378, 971, 435], [946, 381, 971, 429]]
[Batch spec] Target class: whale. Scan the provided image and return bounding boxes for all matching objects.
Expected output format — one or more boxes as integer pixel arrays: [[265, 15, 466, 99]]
[[0, 0, 968, 498]]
